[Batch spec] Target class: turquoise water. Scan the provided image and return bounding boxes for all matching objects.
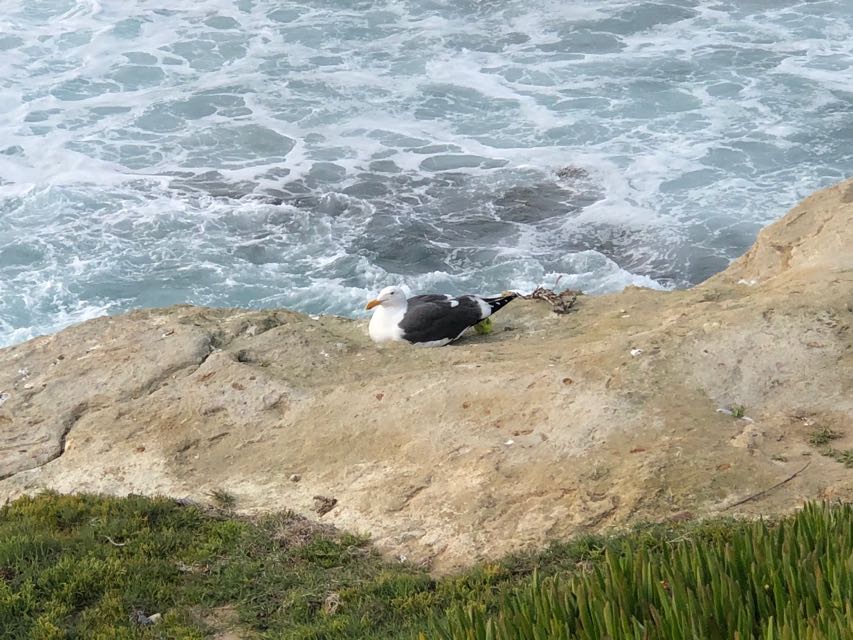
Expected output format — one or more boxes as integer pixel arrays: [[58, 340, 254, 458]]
[[1, 0, 851, 345]]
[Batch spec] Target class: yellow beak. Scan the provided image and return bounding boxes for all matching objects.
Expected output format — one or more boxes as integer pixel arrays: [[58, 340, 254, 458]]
[[366, 299, 382, 310]]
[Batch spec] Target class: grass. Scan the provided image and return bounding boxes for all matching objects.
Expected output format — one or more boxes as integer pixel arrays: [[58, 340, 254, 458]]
[[0, 492, 507, 639], [805, 425, 853, 468], [730, 404, 746, 418], [823, 448, 853, 468], [206, 488, 237, 511], [1, 494, 852, 639], [808, 426, 842, 447]]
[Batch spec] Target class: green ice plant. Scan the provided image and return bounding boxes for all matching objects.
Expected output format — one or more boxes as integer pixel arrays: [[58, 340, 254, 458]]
[[429, 502, 853, 640]]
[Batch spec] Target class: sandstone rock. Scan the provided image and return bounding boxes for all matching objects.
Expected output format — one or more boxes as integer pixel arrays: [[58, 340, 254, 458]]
[[1, 180, 852, 573]]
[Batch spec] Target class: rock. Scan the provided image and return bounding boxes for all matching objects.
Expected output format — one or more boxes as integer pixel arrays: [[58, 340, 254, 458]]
[[312, 495, 338, 516], [1, 180, 852, 573], [730, 422, 764, 453]]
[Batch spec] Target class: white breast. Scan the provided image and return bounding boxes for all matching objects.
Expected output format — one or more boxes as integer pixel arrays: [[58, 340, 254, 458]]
[[368, 305, 406, 343]]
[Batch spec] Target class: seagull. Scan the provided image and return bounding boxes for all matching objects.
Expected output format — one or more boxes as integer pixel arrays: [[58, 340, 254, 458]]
[[365, 286, 518, 347]]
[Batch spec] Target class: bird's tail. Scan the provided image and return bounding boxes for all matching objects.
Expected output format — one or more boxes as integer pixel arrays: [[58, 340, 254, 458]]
[[483, 291, 518, 315]]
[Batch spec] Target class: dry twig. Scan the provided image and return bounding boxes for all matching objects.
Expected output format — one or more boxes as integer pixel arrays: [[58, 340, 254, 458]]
[[521, 286, 582, 314], [722, 461, 811, 511]]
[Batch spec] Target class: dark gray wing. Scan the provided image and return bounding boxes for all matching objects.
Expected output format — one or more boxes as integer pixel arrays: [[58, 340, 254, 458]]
[[408, 294, 453, 304], [399, 295, 484, 343]]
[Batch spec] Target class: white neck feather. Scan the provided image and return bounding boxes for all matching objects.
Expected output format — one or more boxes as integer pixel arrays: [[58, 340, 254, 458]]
[[368, 301, 407, 342]]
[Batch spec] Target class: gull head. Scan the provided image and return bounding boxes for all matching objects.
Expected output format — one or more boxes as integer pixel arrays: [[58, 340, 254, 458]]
[[366, 286, 407, 310]]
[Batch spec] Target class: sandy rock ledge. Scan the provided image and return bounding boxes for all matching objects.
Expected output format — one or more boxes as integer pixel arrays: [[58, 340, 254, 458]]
[[1, 179, 852, 573]]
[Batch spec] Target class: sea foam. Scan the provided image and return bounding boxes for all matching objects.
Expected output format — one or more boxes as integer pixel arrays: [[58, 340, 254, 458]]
[[0, 0, 851, 346]]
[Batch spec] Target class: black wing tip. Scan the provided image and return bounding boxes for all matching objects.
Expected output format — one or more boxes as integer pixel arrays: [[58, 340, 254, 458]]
[[484, 291, 519, 314]]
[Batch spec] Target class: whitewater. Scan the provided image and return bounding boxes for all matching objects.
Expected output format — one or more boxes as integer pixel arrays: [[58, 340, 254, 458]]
[[1, 0, 851, 346]]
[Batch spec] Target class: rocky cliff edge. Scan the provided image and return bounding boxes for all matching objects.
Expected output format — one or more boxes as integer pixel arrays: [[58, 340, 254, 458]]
[[1, 179, 852, 572]]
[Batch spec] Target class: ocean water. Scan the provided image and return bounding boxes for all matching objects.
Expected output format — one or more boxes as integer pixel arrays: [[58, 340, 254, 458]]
[[1, 0, 851, 346]]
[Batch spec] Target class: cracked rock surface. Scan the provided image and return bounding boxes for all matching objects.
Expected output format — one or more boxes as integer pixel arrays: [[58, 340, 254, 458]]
[[1, 179, 852, 572]]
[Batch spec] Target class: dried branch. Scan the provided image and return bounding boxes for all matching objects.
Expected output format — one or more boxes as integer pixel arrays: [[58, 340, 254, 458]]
[[722, 461, 811, 511]]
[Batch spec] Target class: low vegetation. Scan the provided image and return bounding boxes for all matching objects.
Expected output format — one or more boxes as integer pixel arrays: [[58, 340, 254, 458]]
[[806, 425, 853, 468], [0, 493, 851, 639], [430, 501, 853, 640], [808, 425, 842, 447]]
